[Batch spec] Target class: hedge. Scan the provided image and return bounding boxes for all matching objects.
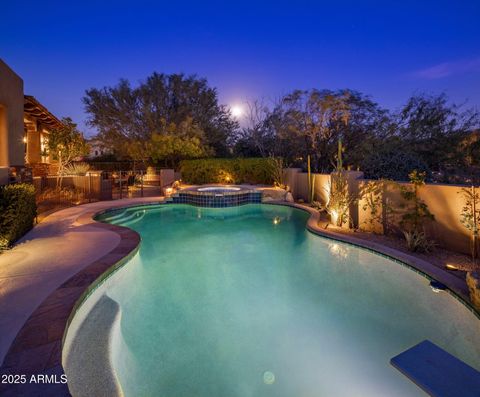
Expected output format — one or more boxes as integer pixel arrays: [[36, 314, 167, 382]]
[[180, 158, 275, 185], [0, 183, 37, 249]]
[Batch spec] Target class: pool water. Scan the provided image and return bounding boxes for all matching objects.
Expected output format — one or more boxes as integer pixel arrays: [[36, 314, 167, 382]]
[[196, 186, 242, 193], [86, 204, 480, 396]]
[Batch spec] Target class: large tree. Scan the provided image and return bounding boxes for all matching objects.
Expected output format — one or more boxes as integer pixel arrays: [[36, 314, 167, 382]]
[[83, 73, 238, 159], [396, 93, 480, 181], [147, 117, 211, 167], [266, 89, 391, 171]]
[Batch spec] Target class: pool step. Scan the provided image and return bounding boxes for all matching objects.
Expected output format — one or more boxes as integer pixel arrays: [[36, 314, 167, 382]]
[[391, 340, 480, 397]]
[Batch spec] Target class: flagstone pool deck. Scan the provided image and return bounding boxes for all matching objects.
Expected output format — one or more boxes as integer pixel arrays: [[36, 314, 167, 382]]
[[0, 197, 476, 396]]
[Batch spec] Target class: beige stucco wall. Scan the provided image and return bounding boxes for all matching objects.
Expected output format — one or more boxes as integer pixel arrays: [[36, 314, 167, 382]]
[[295, 172, 331, 204], [418, 183, 469, 254], [358, 180, 471, 254], [288, 168, 472, 255], [0, 59, 24, 167]]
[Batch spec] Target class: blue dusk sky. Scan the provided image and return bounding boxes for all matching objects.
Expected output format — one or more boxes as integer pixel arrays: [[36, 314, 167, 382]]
[[1, 0, 479, 135]]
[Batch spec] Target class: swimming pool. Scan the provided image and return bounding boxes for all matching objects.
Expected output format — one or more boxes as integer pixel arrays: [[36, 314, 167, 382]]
[[63, 204, 480, 396]]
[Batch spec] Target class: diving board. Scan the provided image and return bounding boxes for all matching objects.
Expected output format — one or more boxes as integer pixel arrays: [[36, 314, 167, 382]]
[[391, 340, 480, 397]]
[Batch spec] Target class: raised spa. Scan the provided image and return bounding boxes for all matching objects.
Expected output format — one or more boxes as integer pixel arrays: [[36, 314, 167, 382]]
[[63, 204, 480, 397], [167, 185, 262, 207]]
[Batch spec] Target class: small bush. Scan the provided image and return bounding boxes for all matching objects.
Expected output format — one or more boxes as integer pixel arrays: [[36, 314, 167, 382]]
[[403, 230, 436, 253], [179, 158, 276, 185], [0, 183, 37, 249]]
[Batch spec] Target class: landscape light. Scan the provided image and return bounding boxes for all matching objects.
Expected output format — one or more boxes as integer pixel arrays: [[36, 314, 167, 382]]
[[445, 263, 458, 271]]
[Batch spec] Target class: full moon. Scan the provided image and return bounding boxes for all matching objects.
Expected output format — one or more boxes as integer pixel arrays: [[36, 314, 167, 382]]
[[231, 105, 243, 118]]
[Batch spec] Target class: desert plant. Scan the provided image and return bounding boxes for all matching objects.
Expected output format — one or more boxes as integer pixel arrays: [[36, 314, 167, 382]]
[[269, 157, 288, 190], [360, 180, 384, 231], [459, 185, 480, 264], [396, 170, 435, 251], [403, 230, 436, 253], [48, 117, 89, 187], [63, 162, 91, 176], [399, 170, 435, 232], [323, 140, 357, 227], [307, 155, 316, 203]]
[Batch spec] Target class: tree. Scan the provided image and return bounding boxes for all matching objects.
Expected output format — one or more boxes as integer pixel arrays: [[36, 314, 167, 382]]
[[266, 89, 391, 172], [396, 93, 480, 181], [361, 138, 430, 181], [148, 118, 211, 167], [233, 99, 276, 157], [47, 117, 89, 186], [83, 73, 238, 159]]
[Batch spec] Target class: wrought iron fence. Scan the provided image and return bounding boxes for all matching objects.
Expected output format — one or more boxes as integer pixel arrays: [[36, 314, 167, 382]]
[[33, 169, 175, 216]]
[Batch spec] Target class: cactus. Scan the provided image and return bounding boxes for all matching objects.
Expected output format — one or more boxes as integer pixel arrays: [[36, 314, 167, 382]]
[[337, 139, 344, 171], [307, 155, 315, 203]]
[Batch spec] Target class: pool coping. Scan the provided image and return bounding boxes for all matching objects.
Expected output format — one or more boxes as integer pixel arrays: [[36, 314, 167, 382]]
[[268, 201, 479, 320], [0, 198, 478, 395], [0, 201, 152, 395]]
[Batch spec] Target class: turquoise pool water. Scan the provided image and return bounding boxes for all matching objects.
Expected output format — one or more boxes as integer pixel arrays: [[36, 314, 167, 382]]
[[87, 204, 479, 396]]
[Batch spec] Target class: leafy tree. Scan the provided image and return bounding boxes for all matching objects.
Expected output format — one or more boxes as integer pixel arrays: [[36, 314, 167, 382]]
[[396, 93, 479, 180], [148, 118, 211, 167], [266, 89, 391, 172], [83, 73, 238, 159], [47, 117, 89, 185]]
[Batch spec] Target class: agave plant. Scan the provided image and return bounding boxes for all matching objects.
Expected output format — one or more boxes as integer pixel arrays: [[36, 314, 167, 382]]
[[403, 230, 436, 253], [62, 162, 91, 176]]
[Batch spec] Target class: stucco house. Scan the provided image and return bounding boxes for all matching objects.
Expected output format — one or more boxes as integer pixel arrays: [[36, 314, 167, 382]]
[[0, 59, 24, 184], [24, 95, 64, 176], [0, 59, 64, 184]]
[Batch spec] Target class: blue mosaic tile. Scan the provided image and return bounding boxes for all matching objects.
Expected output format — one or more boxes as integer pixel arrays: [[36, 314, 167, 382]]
[[168, 190, 262, 208]]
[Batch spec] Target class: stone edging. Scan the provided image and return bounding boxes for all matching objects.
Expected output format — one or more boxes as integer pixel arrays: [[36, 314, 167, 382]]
[[0, 207, 142, 396]]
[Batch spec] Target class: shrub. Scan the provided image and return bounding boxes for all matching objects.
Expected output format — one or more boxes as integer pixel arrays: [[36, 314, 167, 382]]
[[179, 158, 276, 185], [0, 183, 37, 249], [321, 140, 357, 228], [403, 230, 436, 253], [398, 171, 435, 233]]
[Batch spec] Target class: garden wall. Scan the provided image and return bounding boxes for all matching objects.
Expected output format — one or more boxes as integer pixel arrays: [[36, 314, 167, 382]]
[[287, 168, 472, 255]]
